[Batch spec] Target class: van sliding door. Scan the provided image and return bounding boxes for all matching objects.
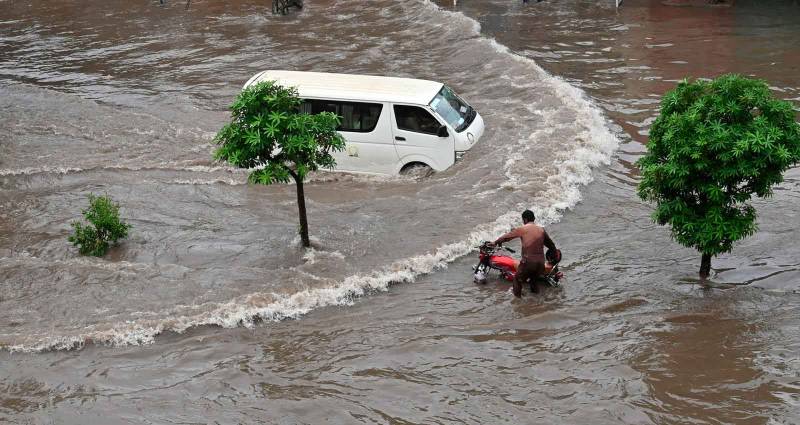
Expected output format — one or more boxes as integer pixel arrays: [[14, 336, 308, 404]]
[[301, 99, 397, 174]]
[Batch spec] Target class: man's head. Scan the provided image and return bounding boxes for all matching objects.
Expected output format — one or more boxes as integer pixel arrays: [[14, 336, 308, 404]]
[[522, 209, 535, 224]]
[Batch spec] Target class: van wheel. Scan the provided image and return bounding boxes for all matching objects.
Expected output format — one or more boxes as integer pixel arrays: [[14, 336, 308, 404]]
[[400, 162, 433, 178]]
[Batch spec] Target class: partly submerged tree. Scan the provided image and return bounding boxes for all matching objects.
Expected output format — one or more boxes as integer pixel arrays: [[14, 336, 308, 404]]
[[213, 80, 345, 247], [637, 74, 800, 278]]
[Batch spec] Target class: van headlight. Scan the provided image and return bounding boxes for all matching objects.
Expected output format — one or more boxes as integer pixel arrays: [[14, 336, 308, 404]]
[[467, 132, 475, 144], [455, 151, 466, 161]]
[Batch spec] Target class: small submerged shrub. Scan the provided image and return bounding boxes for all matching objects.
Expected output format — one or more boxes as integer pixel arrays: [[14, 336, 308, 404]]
[[68, 194, 132, 257]]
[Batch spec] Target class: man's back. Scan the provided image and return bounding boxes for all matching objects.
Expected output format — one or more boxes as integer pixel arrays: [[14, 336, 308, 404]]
[[500, 223, 555, 262]]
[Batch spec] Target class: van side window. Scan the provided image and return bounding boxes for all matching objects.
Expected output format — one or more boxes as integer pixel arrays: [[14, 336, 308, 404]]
[[394, 105, 441, 135], [300, 100, 383, 133]]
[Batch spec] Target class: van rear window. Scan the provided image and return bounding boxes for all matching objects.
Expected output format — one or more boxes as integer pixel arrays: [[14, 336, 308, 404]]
[[300, 100, 383, 133]]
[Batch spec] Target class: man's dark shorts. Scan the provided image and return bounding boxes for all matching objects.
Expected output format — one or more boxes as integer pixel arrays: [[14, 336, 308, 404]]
[[514, 259, 545, 297]]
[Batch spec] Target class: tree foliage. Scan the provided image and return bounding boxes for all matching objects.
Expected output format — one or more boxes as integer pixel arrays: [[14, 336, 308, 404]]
[[214, 80, 345, 184], [68, 194, 132, 257], [637, 74, 800, 268], [213, 80, 345, 246]]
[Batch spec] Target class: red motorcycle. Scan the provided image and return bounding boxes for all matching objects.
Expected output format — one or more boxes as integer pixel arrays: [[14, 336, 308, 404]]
[[473, 241, 563, 288]]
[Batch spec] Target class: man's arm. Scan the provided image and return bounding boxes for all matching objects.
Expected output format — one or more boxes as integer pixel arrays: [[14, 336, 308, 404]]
[[494, 228, 521, 245], [543, 230, 556, 251]]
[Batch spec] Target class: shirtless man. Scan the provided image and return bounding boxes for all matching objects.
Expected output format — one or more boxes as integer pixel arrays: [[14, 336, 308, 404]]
[[493, 209, 557, 297]]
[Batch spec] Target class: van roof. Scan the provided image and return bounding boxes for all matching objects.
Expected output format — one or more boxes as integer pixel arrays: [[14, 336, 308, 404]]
[[244, 70, 444, 106]]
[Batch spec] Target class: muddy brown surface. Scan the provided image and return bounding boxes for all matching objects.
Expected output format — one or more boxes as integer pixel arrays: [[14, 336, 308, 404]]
[[1, 0, 799, 423]]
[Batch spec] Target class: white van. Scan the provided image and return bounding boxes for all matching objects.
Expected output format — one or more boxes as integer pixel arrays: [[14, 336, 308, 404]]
[[243, 70, 485, 176]]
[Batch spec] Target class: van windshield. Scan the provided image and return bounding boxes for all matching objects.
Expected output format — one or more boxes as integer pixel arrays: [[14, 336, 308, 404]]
[[429, 86, 476, 132]]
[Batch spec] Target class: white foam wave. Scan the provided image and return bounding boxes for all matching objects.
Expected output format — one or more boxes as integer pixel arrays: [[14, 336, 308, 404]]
[[304, 170, 408, 184], [420, 0, 482, 34], [302, 248, 347, 265], [2, 210, 520, 353], [172, 178, 247, 186], [486, 38, 619, 192], [0, 166, 84, 176]]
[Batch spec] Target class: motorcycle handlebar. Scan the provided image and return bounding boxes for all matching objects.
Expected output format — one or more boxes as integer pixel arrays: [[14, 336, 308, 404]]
[[478, 242, 515, 254]]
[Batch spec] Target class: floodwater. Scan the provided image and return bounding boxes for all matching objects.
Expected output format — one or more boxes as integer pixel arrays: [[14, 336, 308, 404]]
[[1, 0, 799, 423]]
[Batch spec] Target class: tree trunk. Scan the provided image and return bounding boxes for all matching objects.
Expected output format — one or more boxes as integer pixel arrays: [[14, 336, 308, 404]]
[[290, 171, 310, 248], [699, 253, 712, 279]]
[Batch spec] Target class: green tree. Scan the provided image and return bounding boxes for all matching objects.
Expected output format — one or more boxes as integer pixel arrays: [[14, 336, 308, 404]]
[[68, 194, 132, 257], [637, 74, 800, 278], [213, 80, 345, 247]]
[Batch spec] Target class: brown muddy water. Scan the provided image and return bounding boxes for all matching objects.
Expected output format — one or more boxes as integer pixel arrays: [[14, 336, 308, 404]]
[[1, 0, 799, 423]]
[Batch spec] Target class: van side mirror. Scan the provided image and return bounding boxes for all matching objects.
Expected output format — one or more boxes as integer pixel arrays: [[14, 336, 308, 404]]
[[437, 125, 449, 138]]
